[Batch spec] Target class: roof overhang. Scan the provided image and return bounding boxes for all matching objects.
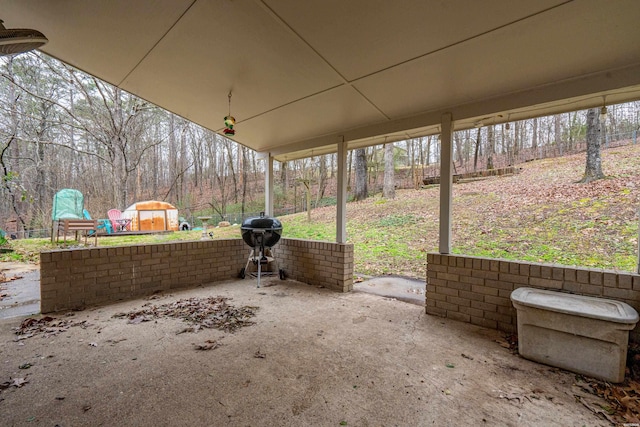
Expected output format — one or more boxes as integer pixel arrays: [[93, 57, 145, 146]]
[[2, 0, 639, 161]]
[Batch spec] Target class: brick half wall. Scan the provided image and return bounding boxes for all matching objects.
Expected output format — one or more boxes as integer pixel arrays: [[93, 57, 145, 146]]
[[40, 239, 247, 313], [40, 238, 355, 313], [275, 238, 354, 292], [426, 253, 640, 342]]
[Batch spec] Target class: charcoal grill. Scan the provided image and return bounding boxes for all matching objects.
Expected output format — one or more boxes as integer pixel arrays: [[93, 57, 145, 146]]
[[239, 212, 285, 287]]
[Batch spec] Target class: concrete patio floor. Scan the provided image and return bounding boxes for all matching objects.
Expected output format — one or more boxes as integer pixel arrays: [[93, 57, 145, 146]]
[[0, 263, 40, 319], [0, 274, 610, 426]]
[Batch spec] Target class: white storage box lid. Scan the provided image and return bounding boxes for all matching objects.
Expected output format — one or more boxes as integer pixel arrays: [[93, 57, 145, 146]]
[[511, 287, 639, 324]]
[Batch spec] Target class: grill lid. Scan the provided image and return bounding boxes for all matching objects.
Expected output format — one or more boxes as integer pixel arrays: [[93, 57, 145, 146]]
[[241, 212, 282, 248]]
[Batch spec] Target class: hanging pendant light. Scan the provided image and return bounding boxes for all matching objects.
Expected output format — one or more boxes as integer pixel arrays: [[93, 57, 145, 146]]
[[224, 91, 236, 136], [599, 96, 607, 122], [599, 105, 608, 122]]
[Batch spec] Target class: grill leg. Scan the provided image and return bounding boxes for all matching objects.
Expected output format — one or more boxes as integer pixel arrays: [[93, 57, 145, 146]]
[[244, 249, 255, 275], [256, 250, 262, 288]]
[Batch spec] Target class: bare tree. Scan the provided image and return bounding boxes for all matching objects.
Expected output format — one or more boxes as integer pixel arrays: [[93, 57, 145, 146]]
[[240, 146, 249, 216], [316, 155, 328, 205], [473, 127, 481, 172], [353, 148, 368, 201], [579, 108, 605, 183], [383, 142, 395, 199], [531, 117, 538, 156], [486, 125, 495, 170]]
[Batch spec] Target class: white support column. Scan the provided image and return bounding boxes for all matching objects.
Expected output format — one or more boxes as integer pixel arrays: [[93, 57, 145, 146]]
[[336, 141, 347, 243], [265, 155, 274, 216], [439, 113, 453, 254]]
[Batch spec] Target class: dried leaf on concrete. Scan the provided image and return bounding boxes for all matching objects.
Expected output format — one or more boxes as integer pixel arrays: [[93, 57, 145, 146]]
[[193, 340, 221, 351], [498, 392, 531, 404], [12, 316, 90, 340], [0, 271, 22, 283], [572, 376, 640, 425], [10, 377, 28, 388]]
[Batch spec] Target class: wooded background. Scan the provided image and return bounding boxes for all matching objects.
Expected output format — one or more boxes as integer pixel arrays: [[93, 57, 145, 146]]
[[1, 53, 639, 237]]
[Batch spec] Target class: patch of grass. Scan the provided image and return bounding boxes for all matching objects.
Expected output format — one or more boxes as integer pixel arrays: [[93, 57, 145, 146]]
[[377, 214, 418, 227], [281, 215, 335, 241], [4, 227, 243, 263]]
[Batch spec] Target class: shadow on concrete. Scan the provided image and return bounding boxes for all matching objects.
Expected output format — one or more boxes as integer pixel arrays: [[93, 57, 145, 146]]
[[354, 275, 425, 306]]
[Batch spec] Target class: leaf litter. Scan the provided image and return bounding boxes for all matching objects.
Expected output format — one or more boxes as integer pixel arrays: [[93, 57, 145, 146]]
[[564, 343, 640, 425], [0, 376, 29, 393], [193, 340, 221, 351], [0, 269, 27, 302], [12, 316, 90, 340], [113, 296, 259, 333]]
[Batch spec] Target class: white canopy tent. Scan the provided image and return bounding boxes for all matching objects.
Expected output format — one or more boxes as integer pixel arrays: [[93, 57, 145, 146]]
[[2, 0, 640, 247]]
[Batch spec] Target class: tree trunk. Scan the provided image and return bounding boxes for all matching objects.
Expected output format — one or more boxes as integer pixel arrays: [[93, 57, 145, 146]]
[[454, 133, 463, 166], [346, 150, 353, 191], [225, 140, 237, 204], [383, 143, 395, 199], [303, 180, 312, 222], [354, 148, 368, 201], [486, 126, 495, 170], [168, 114, 177, 202], [554, 115, 563, 156], [317, 155, 328, 202], [514, 121, 521, 160], [280, 160, 289, 210], [425, 136, 431, 167], [532, 117, 538, 154], [579, 108, 605, 183], [473, 127, 481, 172], [241, 146, 248, 217], [178, 121, 188, 204]]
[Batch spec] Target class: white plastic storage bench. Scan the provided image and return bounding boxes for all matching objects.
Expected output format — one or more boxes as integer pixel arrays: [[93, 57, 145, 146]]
[[511, 287, 639, 383]]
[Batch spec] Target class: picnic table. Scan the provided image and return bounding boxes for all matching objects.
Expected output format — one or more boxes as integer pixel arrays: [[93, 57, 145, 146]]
[[54, 219, 98, 245]]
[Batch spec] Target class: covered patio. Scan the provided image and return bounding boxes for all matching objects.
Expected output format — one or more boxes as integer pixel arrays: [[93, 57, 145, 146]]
[[5, 0, 640, 333], [3, 0, 640, 390]]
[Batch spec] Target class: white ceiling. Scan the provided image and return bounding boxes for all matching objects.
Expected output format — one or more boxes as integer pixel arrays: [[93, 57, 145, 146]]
[[2, 0, 640, 161]]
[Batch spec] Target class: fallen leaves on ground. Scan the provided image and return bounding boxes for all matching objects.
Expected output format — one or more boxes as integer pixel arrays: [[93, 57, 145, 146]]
[[497, 388, 553, 406], [0, 377, 29, 391], [113, 296, 259, 333], [498, 392, 531, 405], [494, 333, 518, 354], [0, 271, 7, 301], [572, 375, 640, 425], [12, 316, 90, 340], [193, 340, 221, 351], [0, 270, 23, 285]]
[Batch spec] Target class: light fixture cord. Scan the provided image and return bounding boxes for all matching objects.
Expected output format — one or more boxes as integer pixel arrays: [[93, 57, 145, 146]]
[[228, 92, 232, 116]]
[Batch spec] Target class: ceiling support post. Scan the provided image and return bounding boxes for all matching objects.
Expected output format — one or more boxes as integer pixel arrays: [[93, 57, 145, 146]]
[[336, 140, 347, 243], [265, 154, 274, 216], [439, 113, 453, 254]]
